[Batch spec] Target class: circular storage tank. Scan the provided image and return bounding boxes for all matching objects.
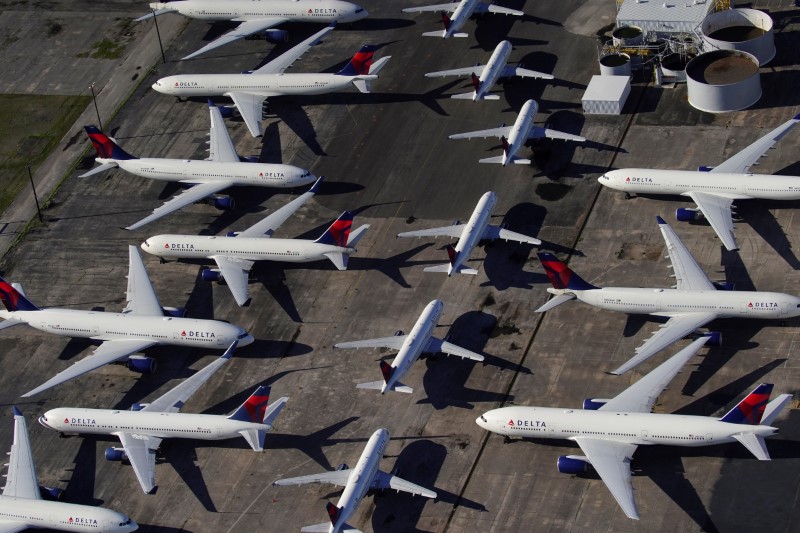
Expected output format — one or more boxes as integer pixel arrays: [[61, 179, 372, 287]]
[[701, 8, 774, 65], [661, 53, 691, 83], [612, 25, 644, 46], [686, 50, 761, 113], [600, 53, 632, 76]]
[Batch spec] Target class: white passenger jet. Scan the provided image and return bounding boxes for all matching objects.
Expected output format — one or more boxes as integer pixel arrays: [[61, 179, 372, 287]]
[[334, 299, 483, 394], [397, 191, 541, 275], [0, 407, 138, 532], [449, 99, 586, 165], [598, 113, 800, 251], [136, 0, 368, 60], [273, 428, 437, 532], [425, 40, 553, 101], [476, 336, 792, 520], [535, 216, 800, 375], [403, 0, 523, 39], [80, 102, 315, 230], [151, 25, 391, 137], [0, 246, 253, 398], [39, 342, 288, 494], [141, 179, 369, 306]]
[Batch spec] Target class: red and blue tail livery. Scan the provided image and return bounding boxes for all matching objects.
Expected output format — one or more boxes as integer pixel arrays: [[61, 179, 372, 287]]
[[326, 502, 341, 525], [379, 360, 394, 384], [537, 253, 598, 291], [0, 276, 39, 312], [84, 126, 137, 161], [720, 383, 773, 425], [337, 45, 376, 76], [228, 386, 271, 423], [315, 211, 354, 247]]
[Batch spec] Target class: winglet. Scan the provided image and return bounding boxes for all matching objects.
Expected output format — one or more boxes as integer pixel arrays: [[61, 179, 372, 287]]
[[656, 215, 667, 225], [207, 99, 216, 108], [720, 383, 773, 425], [221, 340, 238, 360], [12, 406, 22, 417], [308, 176, 324, 194]]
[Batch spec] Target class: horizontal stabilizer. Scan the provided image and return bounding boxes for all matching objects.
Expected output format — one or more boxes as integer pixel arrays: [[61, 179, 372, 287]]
[[422, 30, 447, 37], [761, 394, 793, 426], [0, 318, 24, 331], [347, 224, 370, 247], [324, 252, 348, 271], [239, 428, 267, 452], [450, 92, 476, 100], [368, 56, 391, 75], [356, 380, 413, 393], [479, 94, 501, 100], [534, 293, 576, 313], [512, 158, 531, 165], [733, 432, 771, 461], [478, 156, 507, 164], [79, 161, 118, 177], [263, 397, 289, 426], [423, 264, 478, 275], [353, 79, 370, 94]]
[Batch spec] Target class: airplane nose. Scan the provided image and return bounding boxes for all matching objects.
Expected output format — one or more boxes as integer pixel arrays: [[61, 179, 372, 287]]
[[140, 240, 149, 250], [38, 415, 51, 429]]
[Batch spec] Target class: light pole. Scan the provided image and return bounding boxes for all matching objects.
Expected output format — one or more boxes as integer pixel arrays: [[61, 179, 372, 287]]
[[152, 9, 166, 63], [89, 83, 102, 131], [27, 165, 43, 223]]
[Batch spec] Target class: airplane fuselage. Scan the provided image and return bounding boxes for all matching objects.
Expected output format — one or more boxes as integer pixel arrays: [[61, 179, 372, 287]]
[[475, 40, 512, 100], [447, 0, 480, 36], [385, 300, 443, 393], [477, 406, 778, 448], [600, 169, 800, 201], [101, 157, 314, 188], [152, 73, 373, 98], [563, 287, 800, 319], [149, 0, 367, 23], [141, 234, 356, 265], [450, 191, 496, 274], [504, 99, 536, 165], [40, 408, 268, 441], [0, 308, 252, 347], [0, 496, 136, 532]]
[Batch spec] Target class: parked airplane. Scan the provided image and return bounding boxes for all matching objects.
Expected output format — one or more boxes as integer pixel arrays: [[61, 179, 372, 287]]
[[136, 0, 368, 60], [0, 407, 138, 532], [141, 180, 370, 306], [151, 25, 391, 137], [598, 113, 800, 251], [425, 40, 553, 101], [535, 216, 800, 375], [334, 299, 483, 394], [397, 191, 541, 275], [39, 342, 288, 494], [403, 0, 523, 39], [0, 246, 253, 398], [273, 428, 437, 532], [81, 102, 315, 230], [449, 99, 586, 165], [476, 336, 792, 520]]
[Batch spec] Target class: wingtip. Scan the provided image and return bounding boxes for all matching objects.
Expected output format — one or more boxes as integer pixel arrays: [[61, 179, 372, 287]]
[[207, 99, 216, 108], [656, 215, 667, 225], [12, 406, 22, 417], [222, 340, 239, 359], [309, 176, 324, 193]]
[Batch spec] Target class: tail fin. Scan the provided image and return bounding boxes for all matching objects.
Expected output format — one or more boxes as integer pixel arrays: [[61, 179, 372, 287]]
[[471, 72, 480, 93], [441, 13, 452, 31], [720, 383, 773, 425], [0, 276, 40, 312], [326, 501, 340, 525], [84, 126, 136, 160], [337, 45, 376, 76], [315, 212, 353, 247], [537, 253, 598, 291], [380, 360, 393, 384], [446, 244, 457, 266], [228, 385, 270, 423], [501, 136, 510, 157]]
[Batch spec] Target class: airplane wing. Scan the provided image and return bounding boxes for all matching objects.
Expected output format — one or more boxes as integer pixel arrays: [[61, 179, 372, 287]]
[[572, 438, 639, 520], [449, 126, 512, 140], [397, 225, 465, 239], [335, 335, 407, 350], [425, 65, 485, 78], [372, 470, 437, 498], [0, 318, 24, 331], [123, 245, 164, 316], [236, 177, 323, 238], [21, 339, 159, 397], [114, 432, 158, 494], [402, 3, 462, 14], [253, 25, 336, 75], [226, 91, 274, 138], [126, 181, 232, 231], [710, 114, 800, 174], [610, 313, 717, 375], [483, 225, 542, 245], [182, 18, 288, 60], [207, 102, 239, 163], [143, 342, 237, 414], [684, 192, 738, 252], [1, 407, 40, 499], [273, 469, 352, 488], [0, 523, 29, 533], [425, 337, 484, 361], [480, 4, 525, 16], [500, 65, 554, 80], [211, 256, 255, 307], [527, 126, 586, 142], [656, 216, 715, 290], [600, 336, 710, 413]]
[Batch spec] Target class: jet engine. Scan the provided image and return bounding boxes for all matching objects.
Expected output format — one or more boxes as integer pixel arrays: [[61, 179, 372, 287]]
[[201, 268, 223, 282], [713, 281, 735, 291], [105, 447, 128, 462], [582, 398, 611, 410], [675, 208, 703, 222], [127, 355, 157, 374], [130, 403, 150, 412], [212, 196, 235, 210], [40, 485, 65, 501], [557, 455, 591, 474], [244, 29, 289, 43], [162, 306, 187, 318], [336, 463, 349, 471], [218, 105, 238, 118], [239, 155, 260, 163]]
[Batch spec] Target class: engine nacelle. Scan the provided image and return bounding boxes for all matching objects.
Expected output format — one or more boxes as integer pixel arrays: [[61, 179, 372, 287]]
[[713, 281, 735, 291], [676, 207, 703, 222], [162, 306, 186, 318], [218, 105, 237, 118], [239, 155, 260, 163], [394, 330, 404, 336], [245, 29, 289, 43], [202, 268, 223, 282], [105, 447, 128, 462], [336, 463, 349, 471], [212, 196, 235, 210], [704, 331, 722, 346], [127, 355, 157, 374], [582, 398, 611, 410], [557, 455, 591, 474], [40, 485, 64, 501], [130, 402, 150, 412], [697, 166, 714, 172], [226, 231, 240, 237]]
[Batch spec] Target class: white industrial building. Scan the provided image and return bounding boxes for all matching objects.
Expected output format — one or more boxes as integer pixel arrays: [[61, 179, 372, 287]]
[[616, 0, 717, 36]]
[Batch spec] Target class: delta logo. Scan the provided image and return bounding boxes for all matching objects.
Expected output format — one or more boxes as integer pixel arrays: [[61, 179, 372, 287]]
[[181, 330, 216, 338], [68, 517, 98, 525], [308, 8, 337, 13], [625, 177, 653, 183], [508, 419, 547, 428], [748, 302, 779, 308], [174, 81, 199, 87], [258, 172, 285, 178], [166, 243, 194, 250], [69, 418, 97, 425]]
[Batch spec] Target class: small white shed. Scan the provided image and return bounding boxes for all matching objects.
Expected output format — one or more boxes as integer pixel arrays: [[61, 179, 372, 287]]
[[582, 75, 631, 115]]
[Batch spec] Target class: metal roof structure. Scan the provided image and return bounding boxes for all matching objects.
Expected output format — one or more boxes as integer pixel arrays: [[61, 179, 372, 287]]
[[617, 0, 717, 34]]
